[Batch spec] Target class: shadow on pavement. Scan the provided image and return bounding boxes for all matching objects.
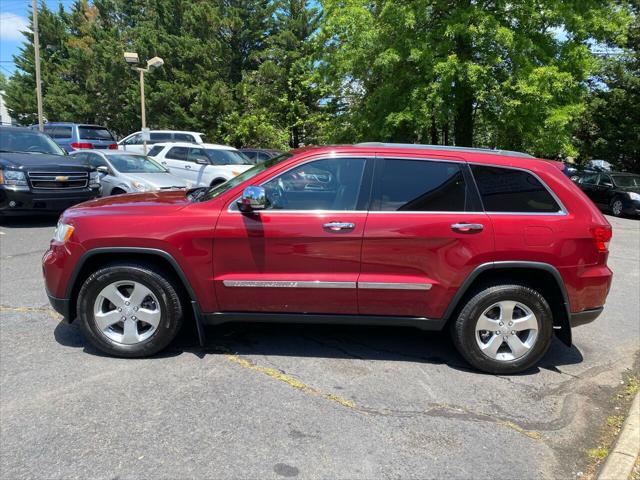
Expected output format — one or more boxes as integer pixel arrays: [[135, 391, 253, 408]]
[[54, 319, 583, 375], [0, 215, 59, 228]]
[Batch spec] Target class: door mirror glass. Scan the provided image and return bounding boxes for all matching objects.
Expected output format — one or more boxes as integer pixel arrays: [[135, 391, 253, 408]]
[[96, 165, 109, 175], [195, 157, 209, 165], [237, 186, 267, 212]]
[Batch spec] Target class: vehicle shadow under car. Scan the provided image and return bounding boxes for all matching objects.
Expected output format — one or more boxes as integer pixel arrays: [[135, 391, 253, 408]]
[[53, 320, 583, 376]]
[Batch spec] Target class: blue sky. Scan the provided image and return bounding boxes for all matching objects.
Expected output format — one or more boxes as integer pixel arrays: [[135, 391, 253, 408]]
[[0, 0, 75, 77]]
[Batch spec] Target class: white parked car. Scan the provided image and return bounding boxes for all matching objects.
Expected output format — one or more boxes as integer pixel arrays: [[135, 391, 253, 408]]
[[147, 142, 253, 187], [70, 150, 187, 195], [118, 130, 206, 154]]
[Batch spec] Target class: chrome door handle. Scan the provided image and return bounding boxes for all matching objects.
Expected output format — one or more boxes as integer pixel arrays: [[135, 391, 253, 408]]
[[185, 165, 192, 169], [323, 222, 356, 231], [451, 223, 484, 233]]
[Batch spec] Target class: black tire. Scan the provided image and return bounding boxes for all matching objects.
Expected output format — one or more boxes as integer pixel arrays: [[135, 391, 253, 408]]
[[450, 283, 554, 374], [210, 178, 226, 187], [111, 188, 127, 196], [77, 263, 183, 357], [610, 197, 624, 217]]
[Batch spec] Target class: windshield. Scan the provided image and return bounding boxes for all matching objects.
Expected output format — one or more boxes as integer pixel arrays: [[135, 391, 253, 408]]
[[196, 153, 293, 202], [79, 126, 115, 141], [206, 149, 252, 165], [108, 154, 167, 173], [612, 175, 640, 188], [0, 129, 65, 155]]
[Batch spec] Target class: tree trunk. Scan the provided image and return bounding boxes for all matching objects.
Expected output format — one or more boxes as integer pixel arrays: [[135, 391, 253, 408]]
[[430, 117, 438, 144], [453, 3, 474, 147]]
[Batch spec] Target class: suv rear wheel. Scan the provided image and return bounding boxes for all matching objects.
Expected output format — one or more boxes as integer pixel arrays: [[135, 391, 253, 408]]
[[77, 263, 183, 357], [451, 283, 553, 374]]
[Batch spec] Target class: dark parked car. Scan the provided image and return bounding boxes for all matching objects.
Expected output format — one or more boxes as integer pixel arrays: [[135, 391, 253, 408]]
[[576, 171, 640, 217], [239, 148, 283, 164], [0, 126, 101, 215], [30, 122, 118, 153], [44, 143, 613, 374]]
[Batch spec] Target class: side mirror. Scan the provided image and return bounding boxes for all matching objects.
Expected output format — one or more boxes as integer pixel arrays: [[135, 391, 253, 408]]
[[237, 186, 267, 212], [195, 158, 209, 165], [97, 166, 109, 175]]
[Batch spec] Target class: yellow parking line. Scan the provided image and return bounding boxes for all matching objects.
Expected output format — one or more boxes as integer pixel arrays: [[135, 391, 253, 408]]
[[223, 353, 357, 410]]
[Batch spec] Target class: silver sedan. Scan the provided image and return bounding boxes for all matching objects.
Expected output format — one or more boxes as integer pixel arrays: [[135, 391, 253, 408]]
[[69, 150, 188, 195]]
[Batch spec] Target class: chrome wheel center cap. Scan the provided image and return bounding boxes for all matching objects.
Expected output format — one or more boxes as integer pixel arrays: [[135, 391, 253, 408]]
[[123, 306, 134, 317]]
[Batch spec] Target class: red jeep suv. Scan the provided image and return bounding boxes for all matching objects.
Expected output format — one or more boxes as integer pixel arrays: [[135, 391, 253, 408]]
[[43, 144, 613, 373]]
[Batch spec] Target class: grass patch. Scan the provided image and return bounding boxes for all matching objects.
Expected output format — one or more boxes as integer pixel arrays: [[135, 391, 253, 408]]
[[586, 447, 609, 460]]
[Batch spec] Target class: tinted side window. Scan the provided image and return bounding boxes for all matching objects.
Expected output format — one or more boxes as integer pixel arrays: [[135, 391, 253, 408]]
[[174, 133, 195, 142], [263, 158, 367, 210], [471, 165, 561, 213], [243, 151, 257, 161], [45, 126, 72, 139], [149, 132, 173, 144], [598, 175, 613, 187], [147, 145, 163, 157], [374, 159, 468, 212], [166, 147, 188, 161], [187, 148, 209, 164]]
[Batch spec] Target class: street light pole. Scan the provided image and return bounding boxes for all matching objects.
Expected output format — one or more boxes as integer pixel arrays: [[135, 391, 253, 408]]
[[139, 68, 146, 155], [31, 0, 44, 132], [123, 53, 163, 156]]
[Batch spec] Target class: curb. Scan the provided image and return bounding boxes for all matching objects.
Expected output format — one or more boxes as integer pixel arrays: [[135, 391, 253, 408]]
[[597, 391, 640, 480]]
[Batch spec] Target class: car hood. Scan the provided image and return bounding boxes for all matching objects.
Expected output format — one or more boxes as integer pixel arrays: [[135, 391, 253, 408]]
[[124, 172, 188, 188], [64, 190, 191, 218], [0, 152, 88, 170]]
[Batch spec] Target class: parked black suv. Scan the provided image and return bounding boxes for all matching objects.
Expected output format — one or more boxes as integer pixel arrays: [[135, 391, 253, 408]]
[[0, 126, 101, 215], [576, 171, 640, 217]]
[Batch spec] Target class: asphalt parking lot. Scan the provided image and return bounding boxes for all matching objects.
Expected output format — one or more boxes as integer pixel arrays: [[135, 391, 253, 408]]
[[1, 214, 638, 479]]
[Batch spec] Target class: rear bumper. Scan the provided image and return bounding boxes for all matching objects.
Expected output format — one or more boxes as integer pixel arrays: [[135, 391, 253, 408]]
[[570, 307, 604, 328], [0, 185, 100, 215]]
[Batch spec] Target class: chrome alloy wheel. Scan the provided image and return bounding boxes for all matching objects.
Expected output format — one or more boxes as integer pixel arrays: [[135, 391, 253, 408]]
[[93, 281, 161, 345], [475, 300, 539, 362], [612, 199, 623, 216]]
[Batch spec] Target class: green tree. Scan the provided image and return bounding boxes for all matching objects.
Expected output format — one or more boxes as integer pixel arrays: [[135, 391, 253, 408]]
[[576, 1, 639, 172], [318, 0, 628, 157]]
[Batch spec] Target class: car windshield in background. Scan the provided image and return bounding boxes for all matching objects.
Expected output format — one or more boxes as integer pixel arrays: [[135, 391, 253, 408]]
[[79, 126, 115, 141], [108, 154, 166, 173], [612, 175, 640, 188], [206, 149, 252, 165], [197, 153, 292, 202], [0, 129, 66, 155]]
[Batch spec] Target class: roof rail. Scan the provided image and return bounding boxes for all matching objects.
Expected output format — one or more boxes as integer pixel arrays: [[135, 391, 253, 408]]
[[355, 142, 534, 159]]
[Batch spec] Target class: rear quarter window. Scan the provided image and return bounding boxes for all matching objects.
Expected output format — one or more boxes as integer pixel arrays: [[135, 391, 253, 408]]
[[147, 145, 164, 157], [44, 126, 72, 139], [471, 165, 561, 213]]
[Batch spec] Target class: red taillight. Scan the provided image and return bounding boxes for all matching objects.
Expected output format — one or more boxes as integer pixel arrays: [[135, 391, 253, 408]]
[[590, 225, 612, 252], [70, 142, 93, 149], [108, 143, 118, 150]]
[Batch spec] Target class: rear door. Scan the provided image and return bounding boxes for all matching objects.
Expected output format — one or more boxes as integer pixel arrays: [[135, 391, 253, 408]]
[[163, 147, 192, 183], [359, 156, 493, 319], [187, 147, 213, 186], [213, 156, 373, 314]]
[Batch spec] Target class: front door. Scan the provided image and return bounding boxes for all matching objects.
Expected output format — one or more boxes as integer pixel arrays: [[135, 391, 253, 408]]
[[359, 156, 494, 319], [213, 157, 372, 314]]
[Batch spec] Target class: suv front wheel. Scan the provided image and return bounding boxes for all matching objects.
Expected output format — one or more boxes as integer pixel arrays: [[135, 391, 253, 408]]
[[77, 263, 183, 357], [451, 283, 553, 374]]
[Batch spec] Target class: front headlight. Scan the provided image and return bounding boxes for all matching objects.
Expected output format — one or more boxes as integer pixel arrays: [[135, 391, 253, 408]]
[[89, 171, 101, 187], [628, 192, 640, 201], [53, 222, 75, 243], [131, 181, 150, 191], [0, 169, 28, 187]]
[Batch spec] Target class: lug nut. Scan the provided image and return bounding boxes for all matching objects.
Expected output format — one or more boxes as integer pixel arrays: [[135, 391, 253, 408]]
[[499, 322, 504, 327], [133, 307, 138, 311], [118, 307, 122, 312], [125, 301, 130, 306], [508, 322, 513, 326], [511, 330, 515, 335], [132, 316, 137, 320], [121, 316, 126, 321]]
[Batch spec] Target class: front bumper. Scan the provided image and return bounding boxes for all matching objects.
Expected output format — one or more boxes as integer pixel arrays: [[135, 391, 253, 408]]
[[47, 291, 71, 321], [569, 307, 604, 328], [0, 185, 100, 215]]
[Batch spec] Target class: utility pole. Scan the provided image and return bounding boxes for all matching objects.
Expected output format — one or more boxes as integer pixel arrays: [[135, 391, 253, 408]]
[[31, 0, 44, 132]]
